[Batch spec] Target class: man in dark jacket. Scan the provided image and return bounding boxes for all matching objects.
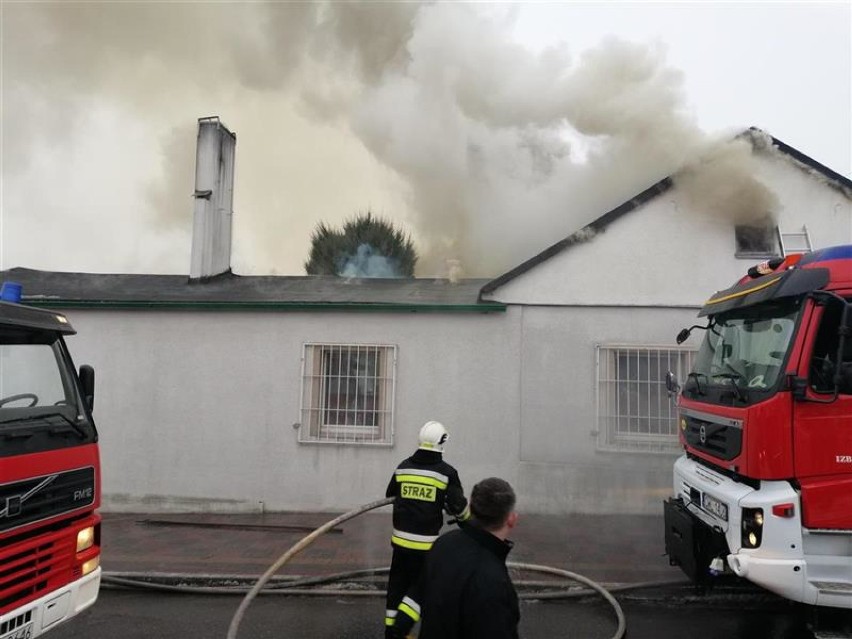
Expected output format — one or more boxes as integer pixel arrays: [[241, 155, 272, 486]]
[[383, 420, 470, 638], [392, 477, 520, 639]]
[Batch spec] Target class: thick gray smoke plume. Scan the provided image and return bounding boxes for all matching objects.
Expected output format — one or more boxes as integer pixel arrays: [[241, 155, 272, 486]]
[[2, 2, 776, 277], [674, 132, 780, 224]]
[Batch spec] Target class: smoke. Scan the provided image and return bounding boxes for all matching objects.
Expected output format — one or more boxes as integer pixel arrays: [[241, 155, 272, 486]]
[[339, 244, 403, 279], [2, 2, 776, 277], [673, 132, 780, 225], [446, 259, 463, 285], [347, 11, 717, 275]]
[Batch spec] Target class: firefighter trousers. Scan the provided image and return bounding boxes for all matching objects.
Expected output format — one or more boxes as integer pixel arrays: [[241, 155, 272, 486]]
[[384, 546, 426, 639]]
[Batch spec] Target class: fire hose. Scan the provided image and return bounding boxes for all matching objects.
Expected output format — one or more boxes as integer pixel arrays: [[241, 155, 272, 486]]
[[100, 496, 633, 637], [224, 496, 626, 639]]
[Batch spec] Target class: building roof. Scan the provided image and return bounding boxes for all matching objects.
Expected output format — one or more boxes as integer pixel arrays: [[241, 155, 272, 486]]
[[7, 130, 848, 312], [0, 268, 504, 314], [480, 129, 852, 298]]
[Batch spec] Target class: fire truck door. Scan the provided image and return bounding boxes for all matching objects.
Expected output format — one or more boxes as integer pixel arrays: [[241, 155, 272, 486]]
[[793, 300, 852, 529]]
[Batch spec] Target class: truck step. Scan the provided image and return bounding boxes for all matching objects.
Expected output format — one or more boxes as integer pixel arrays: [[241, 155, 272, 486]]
[[812, 581, 852, 595]]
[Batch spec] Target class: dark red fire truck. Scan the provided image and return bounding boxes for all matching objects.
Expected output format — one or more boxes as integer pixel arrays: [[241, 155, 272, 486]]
[[665, 245, 852, 608], [0, 284, 100, 638]]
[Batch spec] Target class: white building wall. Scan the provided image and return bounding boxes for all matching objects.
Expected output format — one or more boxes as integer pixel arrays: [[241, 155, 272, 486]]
[[63, 309, 522, 514], [516, 305, 699, 514], [61, 303, 701, 516], [488, 153, 852, 306]]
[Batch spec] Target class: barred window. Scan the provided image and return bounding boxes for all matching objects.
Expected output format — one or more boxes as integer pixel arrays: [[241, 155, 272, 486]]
[[299, 344, 396, 445], [596, 345, 695, 453]]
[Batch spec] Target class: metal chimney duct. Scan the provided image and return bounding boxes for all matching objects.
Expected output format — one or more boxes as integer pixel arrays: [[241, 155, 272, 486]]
[[190, 116, 236, 281]]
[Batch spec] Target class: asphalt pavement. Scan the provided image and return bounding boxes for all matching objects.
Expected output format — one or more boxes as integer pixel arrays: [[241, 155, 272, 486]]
[[66, 509, 852, 639], [100, 509, 679, 585], [50, 589, 817, 639]]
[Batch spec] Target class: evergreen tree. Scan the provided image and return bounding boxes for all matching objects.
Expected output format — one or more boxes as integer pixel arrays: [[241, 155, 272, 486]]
[[304, 212, 417, 277]]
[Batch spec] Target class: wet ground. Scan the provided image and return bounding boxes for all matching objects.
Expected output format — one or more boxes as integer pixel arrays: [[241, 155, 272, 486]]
[[59, 509, 849, 638], [99, 509, 677, 583], [50, 587, 834, 639]]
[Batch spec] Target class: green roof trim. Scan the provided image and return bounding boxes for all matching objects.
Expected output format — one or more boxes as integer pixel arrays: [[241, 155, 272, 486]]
[[24, 299, 506, 313]]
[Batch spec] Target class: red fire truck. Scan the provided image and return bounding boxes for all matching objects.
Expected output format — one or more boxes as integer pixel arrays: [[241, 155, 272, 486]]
[[0, 285, 101, 638], [664, 245, 852, 608]]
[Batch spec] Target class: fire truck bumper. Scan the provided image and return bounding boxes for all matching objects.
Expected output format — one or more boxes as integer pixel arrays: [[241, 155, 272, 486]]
[[726, 553, 812, 603], [0, 567, 100, 639]]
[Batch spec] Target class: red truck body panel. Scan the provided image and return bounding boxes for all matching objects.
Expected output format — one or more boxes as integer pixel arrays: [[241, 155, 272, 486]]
[[683, 247, 852, 530]]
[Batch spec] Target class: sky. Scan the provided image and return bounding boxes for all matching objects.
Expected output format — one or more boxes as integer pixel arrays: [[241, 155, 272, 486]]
[[1, 1, 850, 279]]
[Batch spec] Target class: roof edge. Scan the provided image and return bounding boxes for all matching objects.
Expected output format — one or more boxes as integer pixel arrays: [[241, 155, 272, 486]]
[[23, 299, 506, 314], [750, 127, 852, 194]]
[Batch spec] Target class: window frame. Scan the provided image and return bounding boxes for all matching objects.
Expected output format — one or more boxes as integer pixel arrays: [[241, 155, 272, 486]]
[[734, 222, 782, 259], [299, 342, 397, 446], [807, 299, 852, 395], [595, 344, 696, 454]]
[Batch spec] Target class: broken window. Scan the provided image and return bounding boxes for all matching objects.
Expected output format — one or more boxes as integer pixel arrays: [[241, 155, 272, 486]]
[[735, 220, 781, 258]]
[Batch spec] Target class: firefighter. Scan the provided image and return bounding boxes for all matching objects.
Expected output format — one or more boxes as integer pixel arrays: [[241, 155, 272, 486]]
[[383, 420, 470, 638], [392, 477, 520, 639]]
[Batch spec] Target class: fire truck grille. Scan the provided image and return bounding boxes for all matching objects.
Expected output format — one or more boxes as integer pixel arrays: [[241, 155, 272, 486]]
[[682, 415, 742, 461], [0, 524, 76, 613], [0, 469, 92, 613], [0, 467, 95, 534]]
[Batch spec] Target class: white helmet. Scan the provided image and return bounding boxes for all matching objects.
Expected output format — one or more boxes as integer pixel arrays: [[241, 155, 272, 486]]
[[419, 421, 448, 453]]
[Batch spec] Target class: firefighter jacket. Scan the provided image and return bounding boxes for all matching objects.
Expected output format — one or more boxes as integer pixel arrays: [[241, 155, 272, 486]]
[[394, 524, 520, 639], [385, 449, 470, 551]]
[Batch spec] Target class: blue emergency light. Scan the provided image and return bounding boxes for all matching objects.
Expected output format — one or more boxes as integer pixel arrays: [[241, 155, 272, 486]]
[[0, 281, 23, 303]]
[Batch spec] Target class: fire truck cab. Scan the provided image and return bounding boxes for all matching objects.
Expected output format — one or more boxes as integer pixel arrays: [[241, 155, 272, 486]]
[[665, 245, 852, 609], [0, 286, 101, 638]]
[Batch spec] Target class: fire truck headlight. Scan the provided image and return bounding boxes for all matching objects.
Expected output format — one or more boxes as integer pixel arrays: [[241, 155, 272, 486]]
[[76, 526, 95, 553], [81, 556, 100, 577], [741, 507, 764, 549]]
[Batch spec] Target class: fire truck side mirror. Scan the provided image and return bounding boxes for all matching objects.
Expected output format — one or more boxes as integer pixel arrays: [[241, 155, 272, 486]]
[[79, 364, 95, 411], [665, 371, 680, 395]]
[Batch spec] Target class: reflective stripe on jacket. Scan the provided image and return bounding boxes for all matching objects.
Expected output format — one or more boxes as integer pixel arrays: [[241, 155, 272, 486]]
[[385, 449, 469, 550]]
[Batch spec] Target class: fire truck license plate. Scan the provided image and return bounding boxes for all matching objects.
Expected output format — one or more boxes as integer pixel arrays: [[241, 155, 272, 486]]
[[701, 493, 729, 521], [1, 623, 33, 639]]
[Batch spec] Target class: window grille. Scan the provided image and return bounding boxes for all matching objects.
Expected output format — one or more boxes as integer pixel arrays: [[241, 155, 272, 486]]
[[596, 345, 695, 453], [299, 343, 397, 446]]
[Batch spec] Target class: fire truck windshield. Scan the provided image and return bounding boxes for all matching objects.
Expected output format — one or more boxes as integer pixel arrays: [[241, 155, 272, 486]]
[[689, 298, 802, 402], [0, 331, 94, 454]]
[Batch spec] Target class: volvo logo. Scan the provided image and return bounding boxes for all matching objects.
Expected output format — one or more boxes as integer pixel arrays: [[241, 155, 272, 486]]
[[0, 474, 57, 518], [4, 495, 22, 517], [699, 425, 707, 444]]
